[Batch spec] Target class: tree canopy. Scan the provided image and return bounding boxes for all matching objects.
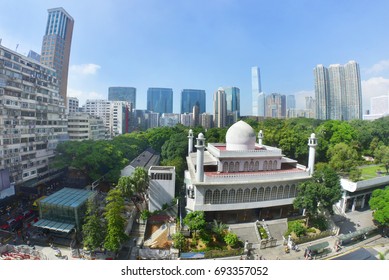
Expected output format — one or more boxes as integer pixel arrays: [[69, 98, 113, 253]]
[[294, 165, 342, 216], [369, 186, 389, 227], [103, 188, 128, 253], [183, 211, 206, 238]]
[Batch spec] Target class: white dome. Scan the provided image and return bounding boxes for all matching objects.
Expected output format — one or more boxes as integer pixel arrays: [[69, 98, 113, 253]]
[[226, 120, 256, 151]]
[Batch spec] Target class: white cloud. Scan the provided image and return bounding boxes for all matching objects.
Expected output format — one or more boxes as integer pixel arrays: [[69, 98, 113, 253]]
[[365, 60, 389, 75], [68, 88, 105, 106], [69, 63, 101, 75], [362, 77, 389, 112]]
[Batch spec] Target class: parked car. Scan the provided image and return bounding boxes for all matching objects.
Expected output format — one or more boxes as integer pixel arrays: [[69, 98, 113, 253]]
[[23, 210, 33, 218]]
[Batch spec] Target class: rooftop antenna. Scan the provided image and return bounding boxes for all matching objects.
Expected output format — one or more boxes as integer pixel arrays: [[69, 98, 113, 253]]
[[15, 44, 19, 52]]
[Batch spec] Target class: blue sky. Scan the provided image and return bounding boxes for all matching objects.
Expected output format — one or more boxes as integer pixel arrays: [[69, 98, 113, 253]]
[[1, 0, 389, 115]]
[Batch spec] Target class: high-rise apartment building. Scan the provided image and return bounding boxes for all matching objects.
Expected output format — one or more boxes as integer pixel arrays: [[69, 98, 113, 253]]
[[68, 113, 106, 141], [265, 93, 286, 119], [40, 7, 74, 106], [286, 95, 296, 109], [213, 88, 227, 128], [0, 44, 68, 190], [108, 87, 136, 108], [251, 66, 265, 117], [313, 64, 329, 120], [147, 88, 173, 115], [67, 97, 79, 114], [180, 113, 194, 127], [181, 89, 206, 114], [200, 113, 213, 129], [160, 113, 180, 127], [344, 61, 362, 120], [314, 61, 362, 120]]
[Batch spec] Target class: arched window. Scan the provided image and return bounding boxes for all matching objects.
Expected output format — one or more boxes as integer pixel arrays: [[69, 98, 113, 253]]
[[254, 161, 259, 171], [213, 189, 220, 204], [204, 190, 212, 204], [221, 189, 228, 204], [235, 162, 240, 172], [236, 189, 243, 203], [264, 187, 271, 201], [244, 162, 249, 172], [283, 185, 290, 199], [223, 162, 228, 172], [243, 188, 250, 202], [268, 160, 272, 170], [273, 160, 277, 170], [257, 187, 264, 201], [263, 161, 267, 170], [228, 189, 236, 203], [249, 161, 254, 171], [277, 185, 284, 199], [229, 162, 234, 172], [271, 186, 277, 200], [250, 188, 257, 202], [290, 184, 296, 197]]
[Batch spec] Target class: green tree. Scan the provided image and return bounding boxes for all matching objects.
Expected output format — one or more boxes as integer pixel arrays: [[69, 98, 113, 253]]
[[132, 167, 149, 200], [224, 232, 239, 247], [374, 146, 389, 174], [183, 211, 206, 239], [171, 232, 186, 251], [103, 188, 128, 254], [288, 221, 306, 237], [369, 187, 389, 228], [327, 142, 361, 173], [211, 220, 228, 240], [294, 165, 342, 216], [82, 197, 106, 251]]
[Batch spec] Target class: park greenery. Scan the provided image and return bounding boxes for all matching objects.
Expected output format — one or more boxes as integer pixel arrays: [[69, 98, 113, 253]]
[[54, 116, 389, 188], [66, 116, 389, 253], [369, 186, 389, 228], [293, 164, 342, 217], [175, 211, 243, 257]]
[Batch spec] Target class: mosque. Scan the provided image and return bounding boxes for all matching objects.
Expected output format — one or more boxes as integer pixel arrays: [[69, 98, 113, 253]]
[[184, 120, 317, 223]]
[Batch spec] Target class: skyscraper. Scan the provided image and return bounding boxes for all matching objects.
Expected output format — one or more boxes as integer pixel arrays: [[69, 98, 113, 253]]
[[180, 89, 206, 114], [314, 61, 362, 121], [40, 7, 74, 106], [224, 86, 240, 125], [213, 87, 227, 128], [313, 65, 329, 120], [265, 93, 286, 119], [286, 95, 296, 109], [108, 87, 136, 108], [344, 61, 362, 120], [251, 66, 265, 117], [147, 88, 173, 114]]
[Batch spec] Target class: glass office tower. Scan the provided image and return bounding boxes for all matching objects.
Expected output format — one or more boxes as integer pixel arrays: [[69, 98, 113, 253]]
[[108, 87, 136, 108], [181, 89, 206, 114], [147, 88, 173, 114], [251, 66, 265, 117]]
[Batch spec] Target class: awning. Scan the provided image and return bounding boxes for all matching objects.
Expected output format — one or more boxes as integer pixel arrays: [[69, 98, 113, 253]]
[[180, 252, 205, 259], [33, 219, 75, 233], [337, 226, 377, 242], [307, 241, 329, 252]]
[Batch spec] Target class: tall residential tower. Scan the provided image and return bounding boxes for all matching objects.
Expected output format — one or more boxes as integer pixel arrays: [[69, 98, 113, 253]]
[[314, 61, 362, 120], [40, 7, 74, 106]]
